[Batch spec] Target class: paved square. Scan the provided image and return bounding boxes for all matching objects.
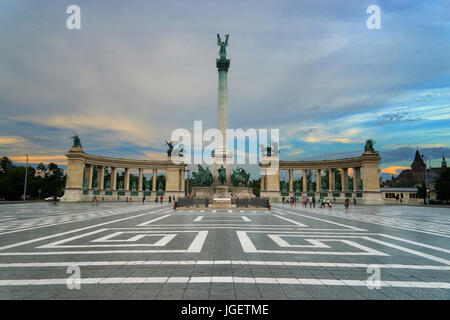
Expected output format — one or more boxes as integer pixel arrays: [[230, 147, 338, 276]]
[[0, 202, 449, 299]]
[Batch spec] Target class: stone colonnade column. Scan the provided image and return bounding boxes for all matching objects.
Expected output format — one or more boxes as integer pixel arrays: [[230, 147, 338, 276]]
[[124, 168, 130, 191], [98, 166, 104, 190], [289, 169, 293, 192], [138, 169, 143, 192], [111, 167, 117, 190], [341, 168, 349, 191], [86, 164, 94, 189], [316, 169, 322, 192], [328, 168, 335, 191], [302, 169, 308, 191], [152, 169, 157, 191], [353, 167, 361, 191]]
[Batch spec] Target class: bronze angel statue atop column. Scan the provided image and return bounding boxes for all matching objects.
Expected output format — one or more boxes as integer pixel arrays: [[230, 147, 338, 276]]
[[217, 34, 229, 59]]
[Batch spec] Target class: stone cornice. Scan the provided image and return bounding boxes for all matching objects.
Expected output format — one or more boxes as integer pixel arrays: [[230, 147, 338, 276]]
[[66, 148, 185, 169], [260, 151, 381, 170]]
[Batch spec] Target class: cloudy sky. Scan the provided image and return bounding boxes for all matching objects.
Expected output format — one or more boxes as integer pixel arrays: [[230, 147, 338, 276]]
[[0, 0, 449, 179]]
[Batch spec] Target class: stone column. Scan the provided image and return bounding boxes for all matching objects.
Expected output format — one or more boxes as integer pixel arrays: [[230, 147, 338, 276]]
[[214, 39, 232, 186], [86, 165, 94, 189], [124, 168, 130, 191], [180, 169, 185, 191], [111, 167, 117, 190], [260, 168, 266, 191], [353, 167, 361, 191], [316, 169, 322, 192], [362, 162, 380, 191], [98, 166, 104, 190], [62, 147, 86, 202], [166, 167, 180, 191], [265, 168, 280, 191], [289, 169, 293, 192], [66, 159, 85, 189], [302, 169, 308, 191], [328, 168, 335, 191], [152, 169, 157, 191], [138, 169, 143, 192], [341, 168, 349, 191]]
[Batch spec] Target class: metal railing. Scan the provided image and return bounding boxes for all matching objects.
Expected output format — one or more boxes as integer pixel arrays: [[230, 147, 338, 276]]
[[177, 197, 209, 208], [234, 197, 269, 208], [177, 196, 270, 208]]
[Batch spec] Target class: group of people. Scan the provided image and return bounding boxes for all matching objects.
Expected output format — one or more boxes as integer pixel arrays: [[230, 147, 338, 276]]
[[281, 195, 354, 211]]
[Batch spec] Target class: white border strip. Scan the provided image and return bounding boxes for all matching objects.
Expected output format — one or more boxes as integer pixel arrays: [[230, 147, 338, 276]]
[[0, 260, 449, 270], [0, 277, 448, 289]]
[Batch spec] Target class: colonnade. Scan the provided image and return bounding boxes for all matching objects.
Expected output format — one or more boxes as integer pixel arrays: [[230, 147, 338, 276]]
[[259, 149, 382, 204], [82, 165, 185, 193], [62, 146, 186, 202]]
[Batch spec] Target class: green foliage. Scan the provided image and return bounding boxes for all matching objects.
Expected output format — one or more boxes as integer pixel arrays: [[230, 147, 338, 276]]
[[250, 179, 260, 197], [416, 181, 427, 201], [0, 156, 13, 175], [435, 168, 450, 203], [0, 157, 66, 200], [156, 175, 166, 191], [389, 179, 418, 188]]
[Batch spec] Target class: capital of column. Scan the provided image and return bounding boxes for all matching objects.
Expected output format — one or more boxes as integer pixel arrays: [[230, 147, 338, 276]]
[[216, 58, 230, 71]]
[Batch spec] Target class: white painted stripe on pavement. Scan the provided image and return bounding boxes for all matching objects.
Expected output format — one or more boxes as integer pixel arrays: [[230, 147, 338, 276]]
[[272, 215, 307, 227], [0, 277, 448, 289], [186, 231, 208, 252], [137, 214, 171, 226], [236, 231, 257, 252]]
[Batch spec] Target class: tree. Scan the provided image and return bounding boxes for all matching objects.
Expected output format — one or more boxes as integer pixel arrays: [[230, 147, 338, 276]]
[[249, 179, 260, 197], [416, 181, 427, 203], [0, 156, 13, 175], [435, 168, 450, 204], [0, 159, 66, 200]]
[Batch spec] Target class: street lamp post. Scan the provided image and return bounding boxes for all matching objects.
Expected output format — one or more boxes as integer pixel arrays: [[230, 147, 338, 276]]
[[23, 154, 28, 201], [424, 155, 429, 205]]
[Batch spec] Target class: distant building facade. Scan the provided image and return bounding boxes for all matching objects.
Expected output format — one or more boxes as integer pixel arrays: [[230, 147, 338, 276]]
[[396, 149, 447, 187]]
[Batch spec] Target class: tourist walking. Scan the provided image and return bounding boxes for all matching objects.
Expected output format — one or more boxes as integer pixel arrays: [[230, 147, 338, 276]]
[[344, 198, 350, 211], [160, 196, 163, 204], [312, 196, 316, 208], [169, 195, 172, 203]]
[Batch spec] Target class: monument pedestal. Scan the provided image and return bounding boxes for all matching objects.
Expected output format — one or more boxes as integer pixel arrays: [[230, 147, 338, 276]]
[[210, 185, 235, 208], [212, 197, 234, 208]]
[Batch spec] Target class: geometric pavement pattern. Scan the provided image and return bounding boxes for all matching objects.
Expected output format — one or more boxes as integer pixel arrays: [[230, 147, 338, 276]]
[[0, 202, 449, 299]]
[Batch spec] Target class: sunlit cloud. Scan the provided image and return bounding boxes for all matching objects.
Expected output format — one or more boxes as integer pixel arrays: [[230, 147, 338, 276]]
[[0, 136, 27, 145], [10, 155, 67, 166], [381, 166, 410, 175]]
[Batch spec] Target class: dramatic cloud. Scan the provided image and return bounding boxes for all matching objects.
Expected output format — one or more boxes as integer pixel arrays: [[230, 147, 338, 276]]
[[0, 0, 449, 172]]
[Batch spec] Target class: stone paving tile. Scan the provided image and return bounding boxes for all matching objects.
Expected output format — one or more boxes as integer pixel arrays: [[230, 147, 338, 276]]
[[0, 203, 449, 299], [182, 283, 211, 300], [279, 284, 315, 300], [234, 284, 262, 300], [256, 284, 288, 300]]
